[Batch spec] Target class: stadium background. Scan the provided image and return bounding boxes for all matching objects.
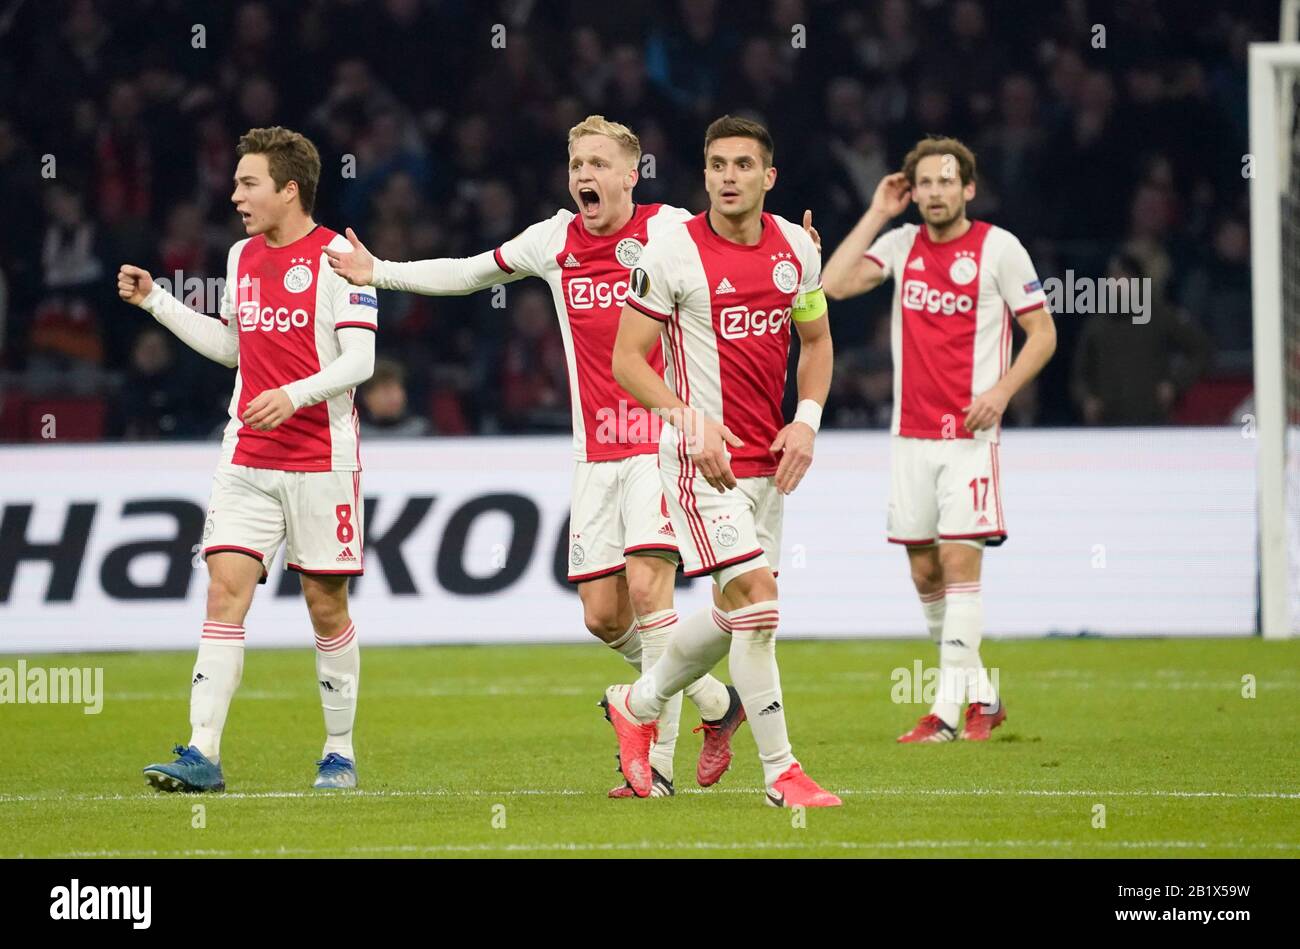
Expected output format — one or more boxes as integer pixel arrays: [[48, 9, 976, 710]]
[[1, 0, 1298, 867], [0, 0, 1275, 442], [0, 0, 1292, 652]]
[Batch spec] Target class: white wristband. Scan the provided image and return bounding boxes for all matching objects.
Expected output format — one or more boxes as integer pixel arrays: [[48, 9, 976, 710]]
[[794, 399, 823, 433]]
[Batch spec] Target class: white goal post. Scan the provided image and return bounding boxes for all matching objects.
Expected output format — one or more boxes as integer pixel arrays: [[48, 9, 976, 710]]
[[1248, 25, 1300, 638]]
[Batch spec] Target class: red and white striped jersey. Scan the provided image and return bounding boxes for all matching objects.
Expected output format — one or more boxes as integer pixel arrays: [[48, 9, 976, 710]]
[[216, 225, 378, 471], [493, 202, 691, 462], [627, 211, 821, 479], [865, 220, 1047, 443]]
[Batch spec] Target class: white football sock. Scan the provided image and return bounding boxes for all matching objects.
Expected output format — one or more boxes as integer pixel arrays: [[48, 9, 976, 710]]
[[637, 609, 682, 780], [682, 668, 731, 722], [607, 620, 642, 671], [671, 610, 733, 722], [628, 606, 731, 722], [920, 588, 961, 726], [725, 601, 795, 787], [953, 580, 998, 706], [316, 621, 359, 761], [934, 582, 993, 726], [189, 621, 245, 762], [919, 589, 946, 644]]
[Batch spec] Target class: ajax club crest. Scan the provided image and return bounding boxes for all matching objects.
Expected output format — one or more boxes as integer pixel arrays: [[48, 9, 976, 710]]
[[948, 251, 978, 285], [283, 258, 314, 293], [771, 253, 798, 293], [615, 238, 643, 268]]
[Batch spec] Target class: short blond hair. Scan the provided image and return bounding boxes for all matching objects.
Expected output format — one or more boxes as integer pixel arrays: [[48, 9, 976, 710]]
[[567, 115, 641, 163]]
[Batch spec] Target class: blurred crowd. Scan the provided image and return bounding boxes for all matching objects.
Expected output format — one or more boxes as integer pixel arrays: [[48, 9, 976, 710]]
[[0, 0, 1274, 442]]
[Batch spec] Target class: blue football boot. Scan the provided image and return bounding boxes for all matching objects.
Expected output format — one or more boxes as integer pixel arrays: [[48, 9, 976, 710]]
[[313, 752, 357, 789], [143, 744, 225, 792]]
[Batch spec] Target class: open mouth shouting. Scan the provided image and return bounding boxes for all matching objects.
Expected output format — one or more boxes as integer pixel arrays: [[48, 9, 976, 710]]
[[578, 186, 601, 217]]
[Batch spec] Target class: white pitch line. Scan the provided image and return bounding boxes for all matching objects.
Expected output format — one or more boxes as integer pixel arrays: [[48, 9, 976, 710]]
[[10, 838, 1300, 859], [2, 786, 1297, 804], [0, 788, 584, 803], [107, 686, 595, 701], [852, 787, 1300, 799], [82, 666, 1300, 703], [93, 678, 1300, 702]]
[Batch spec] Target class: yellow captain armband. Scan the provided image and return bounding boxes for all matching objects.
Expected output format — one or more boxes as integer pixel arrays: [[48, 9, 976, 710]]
[[792, 286, 828, 322]]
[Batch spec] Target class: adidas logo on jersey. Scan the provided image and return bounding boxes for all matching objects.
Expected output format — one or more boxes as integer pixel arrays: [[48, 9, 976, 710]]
[[714, 277, 736, 295], [907, 257, 925, 271], [563, 253, 581, 268], [658, 522, 675, 538], [337, 546, 357, 563], [977, 515, 991, 526]]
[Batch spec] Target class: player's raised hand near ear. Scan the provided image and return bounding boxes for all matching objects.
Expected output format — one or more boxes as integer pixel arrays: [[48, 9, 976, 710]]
[[322, 227, 375, 286], [802, 209, 821, 254], [869, 172, 912, 219], [118, 265, 154, 306]]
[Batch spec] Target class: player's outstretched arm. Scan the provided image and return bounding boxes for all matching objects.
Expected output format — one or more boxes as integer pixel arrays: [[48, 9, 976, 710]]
[[118, 264, 239, 368], [324, 226, 523, 296], [772, 309, 832, 495], [612, 306, 742, 493], [320, 228, 376, 286], [822, 172, 911, 300]]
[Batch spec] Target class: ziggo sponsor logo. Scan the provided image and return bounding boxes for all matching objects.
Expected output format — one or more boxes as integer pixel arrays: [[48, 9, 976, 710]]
[[903, 279, 974, 316], [720, 305, 791, 340], [567, 277, 629, 310], [238, 301, 310, 332]]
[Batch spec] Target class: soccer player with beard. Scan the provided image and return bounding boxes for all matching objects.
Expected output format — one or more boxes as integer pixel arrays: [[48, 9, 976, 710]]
[[600, 115, 841, 807], [822, 137, 1056, 742], [325, 116, 742, 796]]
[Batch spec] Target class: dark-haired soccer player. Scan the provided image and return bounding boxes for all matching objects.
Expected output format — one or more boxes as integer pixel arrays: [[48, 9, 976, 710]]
[[602, 116, 841, 807], [822, 137, 1056, 743], [120, 126, 377, 790]]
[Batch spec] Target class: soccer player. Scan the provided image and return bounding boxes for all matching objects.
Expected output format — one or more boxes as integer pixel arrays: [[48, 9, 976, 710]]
[[821, 136, 1056, 742], [323, 116, 741, 797], [600, 115, 841, 807], [119, 126, 378, 790]]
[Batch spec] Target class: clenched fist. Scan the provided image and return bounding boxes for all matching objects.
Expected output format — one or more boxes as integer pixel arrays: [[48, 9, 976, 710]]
[[118, 265, 154, 306]]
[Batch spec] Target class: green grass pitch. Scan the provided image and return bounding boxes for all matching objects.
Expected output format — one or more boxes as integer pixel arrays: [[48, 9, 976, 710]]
[[3, 638, 1298, 858]]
